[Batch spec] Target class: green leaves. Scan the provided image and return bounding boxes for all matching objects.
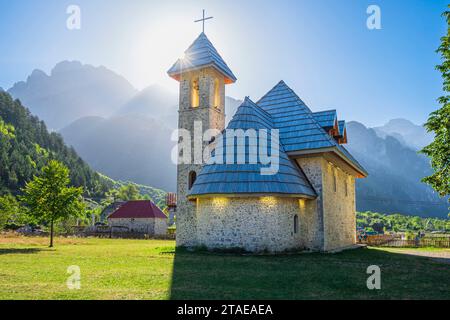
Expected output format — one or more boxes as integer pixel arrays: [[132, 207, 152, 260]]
[[0, 117, 15, 139], [21, 160, 85, 225], [421, 6, 450, 203], [0, 194, 27, 230]]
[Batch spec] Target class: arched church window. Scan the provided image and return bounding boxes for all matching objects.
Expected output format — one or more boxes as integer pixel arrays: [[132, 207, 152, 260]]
[[191, 78, 200, 108], [214, 78, 220, 107], [344, 178, 348, 197], [188, 171, 197, 190], [294, 215, 299, 234]]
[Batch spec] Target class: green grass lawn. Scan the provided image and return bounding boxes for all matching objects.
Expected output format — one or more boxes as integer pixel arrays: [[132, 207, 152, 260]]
[[0, 236, 449, 300]]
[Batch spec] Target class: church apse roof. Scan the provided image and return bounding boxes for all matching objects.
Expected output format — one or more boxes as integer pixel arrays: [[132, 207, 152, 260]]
[[168, 32, 237, 84]]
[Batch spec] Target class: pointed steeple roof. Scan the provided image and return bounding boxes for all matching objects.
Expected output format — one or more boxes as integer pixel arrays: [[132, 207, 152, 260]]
[[188, 97, 317, 198], [227, 97, 274, 130], [257, 80, 337, 151], [257, 81, 367, 176], [168, 33, 237, 84]]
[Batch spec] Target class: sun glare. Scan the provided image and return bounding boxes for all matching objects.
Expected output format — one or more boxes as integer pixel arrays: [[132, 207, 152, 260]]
[[126, 14, 198, 90]]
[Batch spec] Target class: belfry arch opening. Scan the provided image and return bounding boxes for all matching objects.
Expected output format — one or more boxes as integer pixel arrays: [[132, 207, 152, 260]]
[[191, 78, 200, 108], [214, 78, 221, 107]]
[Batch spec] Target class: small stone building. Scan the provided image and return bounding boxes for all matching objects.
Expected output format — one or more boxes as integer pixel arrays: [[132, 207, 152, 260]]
[[168, 32, 368, 253], [108, 200, 167, 236]]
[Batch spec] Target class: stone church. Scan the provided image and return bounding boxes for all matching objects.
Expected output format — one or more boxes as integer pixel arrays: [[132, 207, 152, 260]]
[[168, 32, 368, 253]]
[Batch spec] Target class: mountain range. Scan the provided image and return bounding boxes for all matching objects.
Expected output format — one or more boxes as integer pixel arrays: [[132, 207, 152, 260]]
[[346, 121, 447, 217], [373, 118, 434, 151], [8, 61, 137, 130], [7, 61, 449, 217]]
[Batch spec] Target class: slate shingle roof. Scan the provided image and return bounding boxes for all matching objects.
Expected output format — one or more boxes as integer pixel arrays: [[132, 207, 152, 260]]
[[168, 32, 237, 84], [257, 81, 339, 152], [189, 80, 367, 198], [188, 97, 317, 198], [312, 110, 338, 130], [257, 81, 366, 175]]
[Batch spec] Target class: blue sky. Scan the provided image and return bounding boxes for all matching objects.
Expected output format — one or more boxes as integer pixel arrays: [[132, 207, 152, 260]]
[[0, 0, 447, 127]]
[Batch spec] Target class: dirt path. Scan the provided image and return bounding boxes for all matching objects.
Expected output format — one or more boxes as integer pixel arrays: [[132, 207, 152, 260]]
[[392, 249, 450, 264]]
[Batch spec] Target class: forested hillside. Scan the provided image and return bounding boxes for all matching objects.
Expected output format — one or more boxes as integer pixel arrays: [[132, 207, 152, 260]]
[[357, 211, 450, 233], [0, 92, 111, 197]]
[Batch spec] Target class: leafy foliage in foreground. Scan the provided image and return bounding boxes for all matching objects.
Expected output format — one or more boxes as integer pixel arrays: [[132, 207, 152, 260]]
[[0, 92, 111, 197], [421, 7, 450, 205], [357, 211, 450, 233]]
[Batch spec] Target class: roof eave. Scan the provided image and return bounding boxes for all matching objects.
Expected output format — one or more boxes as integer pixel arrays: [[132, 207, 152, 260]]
[[167, 63, 237, 84], [333, 147, 368, 178], [288, 147, 368, 178], [187, 192, 317, 200]]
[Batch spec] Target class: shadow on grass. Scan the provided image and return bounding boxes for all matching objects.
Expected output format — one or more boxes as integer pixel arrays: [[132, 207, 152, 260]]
[[0, 248, 48, 255], [169, 246, 450, 300]]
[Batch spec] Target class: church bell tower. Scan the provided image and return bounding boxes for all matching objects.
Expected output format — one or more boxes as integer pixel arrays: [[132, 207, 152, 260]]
[[168, 26, 237, 246]]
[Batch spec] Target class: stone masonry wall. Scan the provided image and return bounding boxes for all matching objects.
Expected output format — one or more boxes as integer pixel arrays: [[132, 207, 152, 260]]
[[196, 197, 307, 252], [297, 157, 356, 251], [108, 218, 167, 235], [322, 162, 356, 251], [296, 157, 325, 250], [154, 218, 169, 236], [109, 218, 153, 233], [176, 67, 226, 247]]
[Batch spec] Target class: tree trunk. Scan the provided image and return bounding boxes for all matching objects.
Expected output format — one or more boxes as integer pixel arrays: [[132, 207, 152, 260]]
[[49, 219, 54, 248]]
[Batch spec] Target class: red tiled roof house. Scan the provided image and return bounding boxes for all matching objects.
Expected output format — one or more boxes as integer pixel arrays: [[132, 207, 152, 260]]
[[108, 200, 168, 236]]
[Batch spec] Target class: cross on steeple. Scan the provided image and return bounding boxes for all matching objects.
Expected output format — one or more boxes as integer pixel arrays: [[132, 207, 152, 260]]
[[194, 9, 213, 33]]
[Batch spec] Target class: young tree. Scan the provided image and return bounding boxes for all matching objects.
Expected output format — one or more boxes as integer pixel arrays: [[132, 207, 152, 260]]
[[0, 194, 25, 230], [422, 7, 450, 215], [21, 160, 84, 247]]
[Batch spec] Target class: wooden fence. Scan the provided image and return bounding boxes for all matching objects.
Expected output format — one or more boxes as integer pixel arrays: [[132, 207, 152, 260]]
[[361, 235, 450, 248], [78, 226, 176, 240]]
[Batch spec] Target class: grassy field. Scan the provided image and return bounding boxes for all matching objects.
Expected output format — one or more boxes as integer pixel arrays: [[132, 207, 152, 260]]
[[0, 236, 449, 300]]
